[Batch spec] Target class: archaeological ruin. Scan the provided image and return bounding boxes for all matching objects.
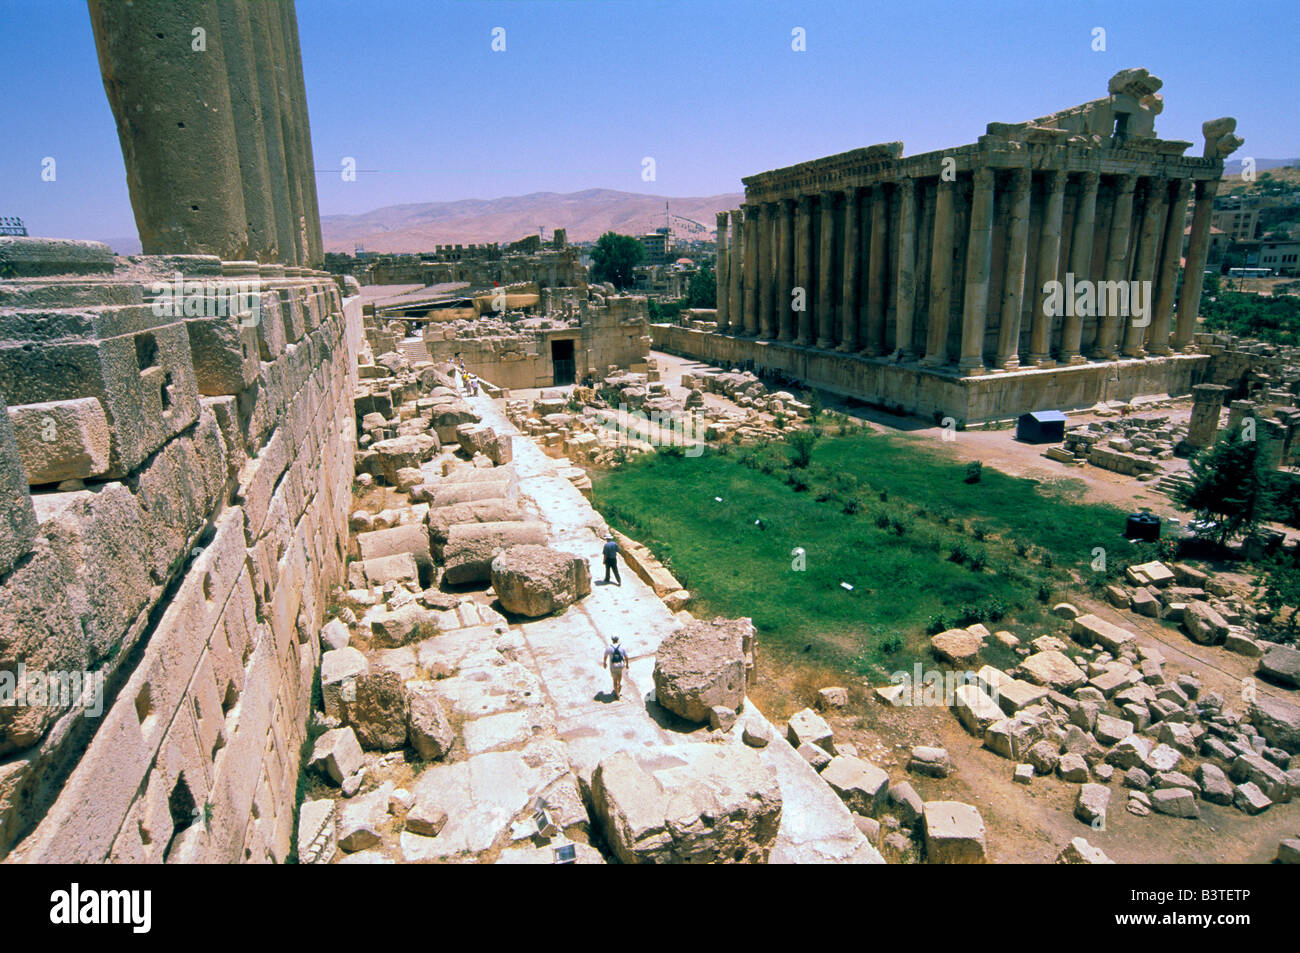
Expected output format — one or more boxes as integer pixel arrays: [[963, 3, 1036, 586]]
[[655, 69, 1245, 423]]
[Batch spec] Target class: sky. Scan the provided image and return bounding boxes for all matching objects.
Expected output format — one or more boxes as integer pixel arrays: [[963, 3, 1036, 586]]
[[1, 0, 1297, 247]]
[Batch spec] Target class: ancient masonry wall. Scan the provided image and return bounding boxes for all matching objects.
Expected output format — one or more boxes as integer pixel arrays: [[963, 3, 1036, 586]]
[[0, 237, 359, 862]]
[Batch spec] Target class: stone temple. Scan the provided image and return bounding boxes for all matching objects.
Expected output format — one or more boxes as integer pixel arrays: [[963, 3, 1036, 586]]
[[654, 69, 1244, 422]]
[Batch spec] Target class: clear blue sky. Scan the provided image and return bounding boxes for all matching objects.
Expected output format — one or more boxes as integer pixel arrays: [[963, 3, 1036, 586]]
[[1, 0, 1296, 246]]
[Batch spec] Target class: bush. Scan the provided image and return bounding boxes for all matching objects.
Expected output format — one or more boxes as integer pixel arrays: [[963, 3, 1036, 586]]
[[949, 541, 972, 565], [787, 470, 811, 492], [875, 510, 892, 529], [926, 613, 949, 635], [659, 444, 685, 459], [786, 429, 819, 469], [972, 524, 988, 541], [880, 633, 904, 654], [964, 460, 983, 484], [842, 496, 861, 515], [890, 516, 910, 536], [1037, 581, 1053, 603], [968, 548, 988, 572]]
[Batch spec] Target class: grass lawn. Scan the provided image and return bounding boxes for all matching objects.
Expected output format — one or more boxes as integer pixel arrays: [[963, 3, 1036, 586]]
[[592, 427, 1158, 680]]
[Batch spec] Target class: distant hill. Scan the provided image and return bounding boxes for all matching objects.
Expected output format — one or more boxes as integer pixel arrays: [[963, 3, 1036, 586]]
[[1223, 158, 1299, 177], [320, 188, 745, 253]]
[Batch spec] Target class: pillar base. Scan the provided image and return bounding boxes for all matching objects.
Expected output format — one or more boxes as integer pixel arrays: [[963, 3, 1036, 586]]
[[1028, 355, 1055, 368], [1091, 347, 1119, 361], [1147, 345, 1174, 356], [958, 358, 987, 376], [890, 349, 915, 363], [794, 337, 812, 348], [1122, 347, 1148, 359], [919, 354, 947, 369], [835, 342, 858, 353], [997, 356, 1021, 371], [815, 337, 835, 350]]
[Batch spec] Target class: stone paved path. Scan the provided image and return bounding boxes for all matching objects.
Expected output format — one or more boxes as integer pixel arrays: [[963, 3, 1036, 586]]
[[468, 392, 882, 863]]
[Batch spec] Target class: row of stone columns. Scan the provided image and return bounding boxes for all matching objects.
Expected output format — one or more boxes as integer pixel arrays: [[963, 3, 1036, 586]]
[[715, 167, 1216, 372], [89, 0, 323, 266]]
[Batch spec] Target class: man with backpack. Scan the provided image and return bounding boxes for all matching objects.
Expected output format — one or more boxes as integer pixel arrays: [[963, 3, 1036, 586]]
[[602, 532, 621, 585], [603, 636, 628, 699]]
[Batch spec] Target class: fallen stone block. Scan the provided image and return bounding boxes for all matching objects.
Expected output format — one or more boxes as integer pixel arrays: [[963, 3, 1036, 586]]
[[821, 755, 890, 818], [490, 545, 592, 618], [922, 801, 986, 864], [1056, 837, 1114, 864]]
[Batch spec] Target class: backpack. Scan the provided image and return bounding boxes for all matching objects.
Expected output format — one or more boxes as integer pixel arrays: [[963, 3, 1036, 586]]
[[610, 644, 625, 665]]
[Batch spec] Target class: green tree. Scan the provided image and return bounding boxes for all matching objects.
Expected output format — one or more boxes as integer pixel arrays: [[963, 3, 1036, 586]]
[[684, 267, 716, 309], [590, 232, 644, 289], [1262, 555, 1300, 632], [1174, 428, 1278, 545], [786, 429, 819, 469]]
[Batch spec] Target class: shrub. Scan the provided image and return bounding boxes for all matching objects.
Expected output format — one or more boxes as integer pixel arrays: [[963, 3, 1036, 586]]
[[875, 510, 892, 529], [890, 516, 910, 536], [842, 496, 861, 515], [972, 524, 988, 541], [659, 444, 685, 459], [786, 429, 819, 469], [949, 541, 972, 565], [1037, 581, 1053, 603], [880, 633, 904, 654], [787, 470, 811, 492], [964, 460, 983, 484], [968, 548, 988, 572], [926, 613, 949, 635]]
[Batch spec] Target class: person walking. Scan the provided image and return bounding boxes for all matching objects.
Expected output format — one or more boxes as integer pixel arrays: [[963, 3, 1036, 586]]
[[603, 636, 628, 699], [602, 532, 621, 585]]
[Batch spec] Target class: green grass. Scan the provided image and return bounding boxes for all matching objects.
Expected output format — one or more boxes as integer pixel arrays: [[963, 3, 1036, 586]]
[[592, 429, 1150, 680]]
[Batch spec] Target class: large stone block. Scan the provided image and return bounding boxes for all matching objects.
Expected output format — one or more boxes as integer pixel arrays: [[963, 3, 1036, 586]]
[[922, 801, 987, 864], [653, 617, 752, 724], [0, 391, 37, 575], [185, 312, 261, 396], [590, 745, 781, 864], [442, 521, 548, 585], [490, 545, 591, 618], [1250, 696, 1300, 753], [6, 397, 111, 485]]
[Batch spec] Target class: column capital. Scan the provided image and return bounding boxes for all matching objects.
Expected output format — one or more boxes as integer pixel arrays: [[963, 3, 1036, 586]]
[[797, 193, 813, 211], [1078, 170, 1101, 191], [1045, 168, 1068, 192], [818, 190, 836, 206], [716, 211, 729, 229], [973, 166, 995, 189], [895, 179, 915, 199], [1008, 167, 1031, 190], [1114, 173, 1138, 193]]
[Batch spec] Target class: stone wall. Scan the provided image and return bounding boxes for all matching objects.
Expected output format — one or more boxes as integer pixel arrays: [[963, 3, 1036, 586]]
[[651, 322, 1207, 423], [0, 237, 358, 862]]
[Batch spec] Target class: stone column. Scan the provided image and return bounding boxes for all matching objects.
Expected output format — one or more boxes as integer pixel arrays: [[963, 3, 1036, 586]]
[[959, 167, 996, 375], [245, 0, 296, 265], [922, 178, 956, 367], [1227, 399, 1257, 431], [1123, 177, 1169, 357], [280, 1, 324, 266], [815, 192, 837, 348], [892, 180, 917, 359], [1059, 171, 1099, 364], [795, 196, 814, 345], [759, 203, 777, 339], [715, 211, 730, 331], [88, 0, 250, 259], [994, 168, 1031, 370], [777, 200, 795, 341], [743, 204, 759, 336], [1029, 170, 1067, 366], [1093, 174, 1138, 358], [864, 185, 890, 355], [1185, 383, 1231, 449], [1174, 180, 1217, 350], [216, 0, 278, 262], [727, 209, 743, 334], [1150, 179, 1191, 354], [264, 2, 306, 265], [838, 187, 860, 352]]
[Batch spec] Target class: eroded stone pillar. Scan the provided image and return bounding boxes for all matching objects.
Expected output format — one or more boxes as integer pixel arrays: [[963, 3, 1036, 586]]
[[864, 185, 889, 356], [1150, 179, 1191, 354], [280, 1, 324, 266], [758, 203, 776, 339], [995, 168, 1031, 370], [777, 200, 794, 341], [1029, 170, 1067, 366], [263, 2, 306, 265], [922, 178, 956, 367], [893, 180, 917, 360], [246, 0, 296, 266], [795, 195, 814, 346], [815, 192, 836, 348], [88, 0, 249, 259], [838, 187, 860, 352], [959, 167, 995, 375], [1093, 174, 1137, 358], [1174, 180, 1216, 350], [1060, 171, 1099, 364], [1186, 383, 1231, 449], [727, 209, 743, 334], [742, 204, 759, 335], [715, 211, 730, 331]]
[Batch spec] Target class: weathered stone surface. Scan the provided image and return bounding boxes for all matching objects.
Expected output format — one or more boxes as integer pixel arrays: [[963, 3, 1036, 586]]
[[1095, 713, 1134, 745], [296, 798, 337, 864], [1277, 839, 1300, 864], [344, 671, 408, 751], [590, 745, 782, 864], [1230, 751, 1290, 802], [490, 545, 591, 618], [797, 742, 832, 772], [1183, 600, 1228, 645], [654, 617, 753, 724], [309, 727, 364, 785], [815, 686, 849, 710], [320, 646, 367, 720], [1071, 614, 1136, 654], [907, 745, 951, 778], [821, 755, 889, 817], [1056, 836, 1115, 864], [442, 521, 548, 585], [953, 684, 1003, 736], [931, 628, 981, 665], [369, 603, 437, 648], [406, 683, 454, 762], [405, 798, 448, 837], [1020, 651, 1086, 692], [1150, 787, 1199, 818], [1250, 696, 1300, 753], [338, 783, 393, 853], [786, 707, 835, 753], [887, 781, 924, 828], [1233, 781, 1272, 815], [922, 801, 986, 864], [0, 392, 38, 577], [1057, 753, 1089, 782], [1259, 643, 1300, 688], [1074, 783, 1110, 826], [7, 397, 112, 485], [1197, 763, 1234, 805]]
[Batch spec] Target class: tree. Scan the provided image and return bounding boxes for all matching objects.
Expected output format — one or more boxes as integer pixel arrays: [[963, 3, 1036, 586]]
[[684, 267, 716, 309], [1174, 427, 1278, 546], [590, 232, 644, 289]]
